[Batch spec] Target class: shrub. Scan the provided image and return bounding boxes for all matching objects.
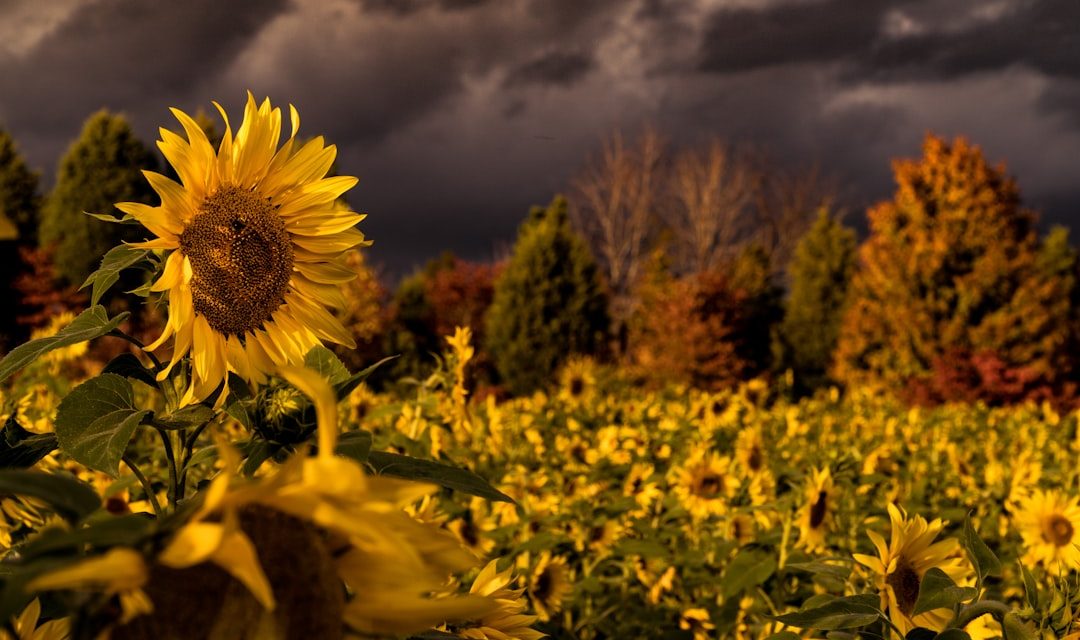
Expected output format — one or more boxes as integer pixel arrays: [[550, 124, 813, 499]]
[[39, 110, 157, 286], [774, 208, 857, 392], [486, 197, 610, 395]]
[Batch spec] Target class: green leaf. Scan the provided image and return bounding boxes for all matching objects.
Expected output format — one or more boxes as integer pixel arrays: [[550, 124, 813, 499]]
[[774, 594, 882, 631], [785, 560, 852, 580], [0, 306, 128, 384], [304, 346, 351, 385], [153, 404, 216, 430], [334, 430, 372, 462], [722, 548, 777, 597], [0, 470, 100, 523], [1019, 561, 1039, 609], [905, 629, 936, 640], [365, 451, 513, 503], [962, 513, 1002, 581], [102, 353, 159, 388], [1002, 612, 1038, 640], [84, 210, 141, 225], [613, 539, 670, 559], [241, 440, 275, 477], [913, 567, 978, 616], [79, 245, 150, 305], [54, 374, 150, 476], [19, 514, 153, 560], [0, 416, 58, 469], [335, 356, 398, 400], [765, 633, 802, 640]]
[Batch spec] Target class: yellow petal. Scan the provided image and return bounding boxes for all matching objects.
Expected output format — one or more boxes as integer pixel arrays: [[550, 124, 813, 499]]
[[278, 364, 339, 456]]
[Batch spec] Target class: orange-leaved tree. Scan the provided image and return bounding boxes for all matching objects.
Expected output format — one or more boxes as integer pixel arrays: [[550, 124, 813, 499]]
[[834, 135, 1077, 404]]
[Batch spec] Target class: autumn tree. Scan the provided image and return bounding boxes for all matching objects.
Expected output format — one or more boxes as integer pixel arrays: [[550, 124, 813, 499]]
[[486, 197, 610, 395], [569, 128, 664, 323], [39, 110, 158, 286], [333, 250, 390, 372], [834, 135, 1076, 404], [629, 244, 782, 390], [774, 208, 857, 392]]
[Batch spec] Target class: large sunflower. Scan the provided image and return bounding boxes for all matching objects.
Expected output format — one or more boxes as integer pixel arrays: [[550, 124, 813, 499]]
[[121, 93, 365, 404], [853, 504, 971, 636], [1014, 489, 1080, 575]]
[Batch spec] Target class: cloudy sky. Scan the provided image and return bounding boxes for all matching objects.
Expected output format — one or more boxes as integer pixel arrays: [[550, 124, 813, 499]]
[[0, 0, 1077, 276]]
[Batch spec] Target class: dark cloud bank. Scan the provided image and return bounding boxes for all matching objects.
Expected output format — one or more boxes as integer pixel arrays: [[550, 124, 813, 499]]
[[0, 0, 1077, 277]]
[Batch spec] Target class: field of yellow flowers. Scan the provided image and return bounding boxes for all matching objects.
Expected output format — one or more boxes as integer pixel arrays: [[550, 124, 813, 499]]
[[11, 318, 1077, 639]]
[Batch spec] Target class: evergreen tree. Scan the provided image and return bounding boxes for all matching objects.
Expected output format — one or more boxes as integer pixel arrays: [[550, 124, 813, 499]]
[[775, 208, 856, 392], [834, 135, 1075, 403], [0, 128, 42, 243], [0, 128, 42, 350], [486, 196, 610, 395], [39, 110, 158, 286]]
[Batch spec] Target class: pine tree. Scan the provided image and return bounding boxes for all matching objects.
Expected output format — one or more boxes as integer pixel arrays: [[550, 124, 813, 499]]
[[775, 208, 856, 392], [834, 135, 1075, 403], [0, 128, 42, 244], [0, 128, 42, 349], [39, 110, 158, 286], [486, 196, 610, 395]]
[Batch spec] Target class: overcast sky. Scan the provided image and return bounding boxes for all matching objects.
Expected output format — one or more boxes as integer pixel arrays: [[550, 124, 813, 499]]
[[1, 0, 1077, 276]]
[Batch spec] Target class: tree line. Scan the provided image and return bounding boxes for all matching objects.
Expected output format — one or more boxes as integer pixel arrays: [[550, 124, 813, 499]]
[[1, 111, 1075, 406]]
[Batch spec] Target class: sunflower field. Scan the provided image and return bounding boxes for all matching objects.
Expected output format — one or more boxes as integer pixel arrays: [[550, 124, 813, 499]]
[[0, 94, 1079, 640]]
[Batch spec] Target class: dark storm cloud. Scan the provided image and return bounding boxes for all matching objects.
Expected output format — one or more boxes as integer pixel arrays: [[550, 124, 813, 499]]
[[866, 0, 1080, 82], [0, 0, 290, 130], [0, 0, 1077, 276], [698, 0, 1080, 83], [505, 51, 594, 88], [699, 0, 892, 73]]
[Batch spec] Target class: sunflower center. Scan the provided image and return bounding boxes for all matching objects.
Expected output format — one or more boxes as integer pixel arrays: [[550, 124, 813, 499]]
[[696, 472, 724, 498], [180, 185, 294, 336], [1043, 514, 1075, 547], [886, 559, 921, 617], [809, 490, 829, 528], [748, 444, 763, 472], [569, 377, 585, 397]]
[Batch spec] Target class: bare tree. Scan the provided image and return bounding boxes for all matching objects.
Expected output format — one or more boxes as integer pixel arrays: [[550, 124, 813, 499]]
[[666, 139, 758, 274], [754, 162, 841, 272], [569, 128, 665, 321]]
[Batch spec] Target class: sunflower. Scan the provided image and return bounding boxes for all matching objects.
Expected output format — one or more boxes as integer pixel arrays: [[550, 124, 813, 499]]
[[671, 447, 739, 520], [123, 93, 365, 404], [527, 552, 571, 623], [2, 599, 69, 640], [853, 504, 971, 636], [557, 356, 597, 405], [796, 467, 834, 553], [1014, 489, 1080, 575], [456, 559, 546, 640]]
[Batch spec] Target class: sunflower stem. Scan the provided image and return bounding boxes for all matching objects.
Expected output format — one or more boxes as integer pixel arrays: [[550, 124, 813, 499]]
[[123, 455, 162, 518], [107, 328, 164, 372], [177, 420, 213, 500], [948, 600, 1011, 630], [156, 427, 179, 508]]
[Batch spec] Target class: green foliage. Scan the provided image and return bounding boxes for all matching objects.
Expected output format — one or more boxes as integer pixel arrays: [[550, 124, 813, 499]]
[[728, 244, 784, 375], [39, 110, 157, 286], [0, 127, 41, 243], [775, 208, 857, 392], [485, 196, 610, 394], [54, 373, 150, 476], [0, 305, 128, 384]]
